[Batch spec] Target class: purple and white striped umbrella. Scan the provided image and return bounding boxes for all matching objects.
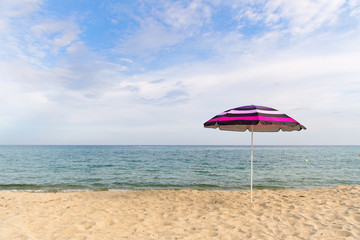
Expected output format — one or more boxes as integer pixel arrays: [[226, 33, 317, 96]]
[[204, 105, 306, 132], [204, 105, 306, 203]]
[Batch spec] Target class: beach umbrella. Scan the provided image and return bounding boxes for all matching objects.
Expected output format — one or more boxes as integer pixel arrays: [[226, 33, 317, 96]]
[[204, 105, 306, 203]]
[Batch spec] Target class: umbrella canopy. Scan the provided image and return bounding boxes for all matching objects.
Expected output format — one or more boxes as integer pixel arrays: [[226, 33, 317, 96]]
[[204, 105, 306, 203], [204, 105, 306, 132]]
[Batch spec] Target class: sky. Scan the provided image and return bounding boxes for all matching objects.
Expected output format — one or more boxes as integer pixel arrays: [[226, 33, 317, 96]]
[[0, 0, 359, 145]]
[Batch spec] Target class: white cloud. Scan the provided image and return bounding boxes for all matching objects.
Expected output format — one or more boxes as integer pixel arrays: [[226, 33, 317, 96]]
[[159, 0, 212, 34], [235, 0, 356, 36], [113, 0, 213, 58], [116, 17, 182, 57], [266, 0, 346, 34], [0, 0, 41, 18], [0, 0, 40, 60], [31, 20, 82, 54], [0, 79, 52, 131], [349, 0, 360, 16], [0, 1, 83, 73]]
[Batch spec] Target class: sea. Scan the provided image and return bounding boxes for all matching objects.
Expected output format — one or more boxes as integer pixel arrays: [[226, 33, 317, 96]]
[[0, 145, 359, 192]]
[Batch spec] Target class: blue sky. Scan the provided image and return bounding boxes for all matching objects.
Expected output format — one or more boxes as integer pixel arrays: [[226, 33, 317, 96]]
[[1, 0, 360, 145]]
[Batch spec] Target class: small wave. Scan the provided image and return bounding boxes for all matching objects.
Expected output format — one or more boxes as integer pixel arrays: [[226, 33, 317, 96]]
[[0, 184, 91, 192]]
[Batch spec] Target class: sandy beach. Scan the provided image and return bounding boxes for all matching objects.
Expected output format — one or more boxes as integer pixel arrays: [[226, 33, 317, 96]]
[[1, 185, 359, 240]]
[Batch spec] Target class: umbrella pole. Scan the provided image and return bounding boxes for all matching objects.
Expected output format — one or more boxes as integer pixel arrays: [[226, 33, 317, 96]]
[[250, 125, 254, 204]]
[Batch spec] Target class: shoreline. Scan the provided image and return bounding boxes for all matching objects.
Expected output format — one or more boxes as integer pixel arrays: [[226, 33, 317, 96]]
[[1, 184, 358, 193], [1, 185, 359, 239]]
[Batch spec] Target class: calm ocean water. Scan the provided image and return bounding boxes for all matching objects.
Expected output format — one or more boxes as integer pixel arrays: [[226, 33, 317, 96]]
[[0, 145, 359, 192]]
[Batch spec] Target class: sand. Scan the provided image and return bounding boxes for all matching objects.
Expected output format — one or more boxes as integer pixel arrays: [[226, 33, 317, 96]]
[[0, 185, 359, 240]]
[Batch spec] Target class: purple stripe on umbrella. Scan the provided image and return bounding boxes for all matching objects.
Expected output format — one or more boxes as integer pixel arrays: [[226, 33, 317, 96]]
[[234, 105, 274, 110]]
